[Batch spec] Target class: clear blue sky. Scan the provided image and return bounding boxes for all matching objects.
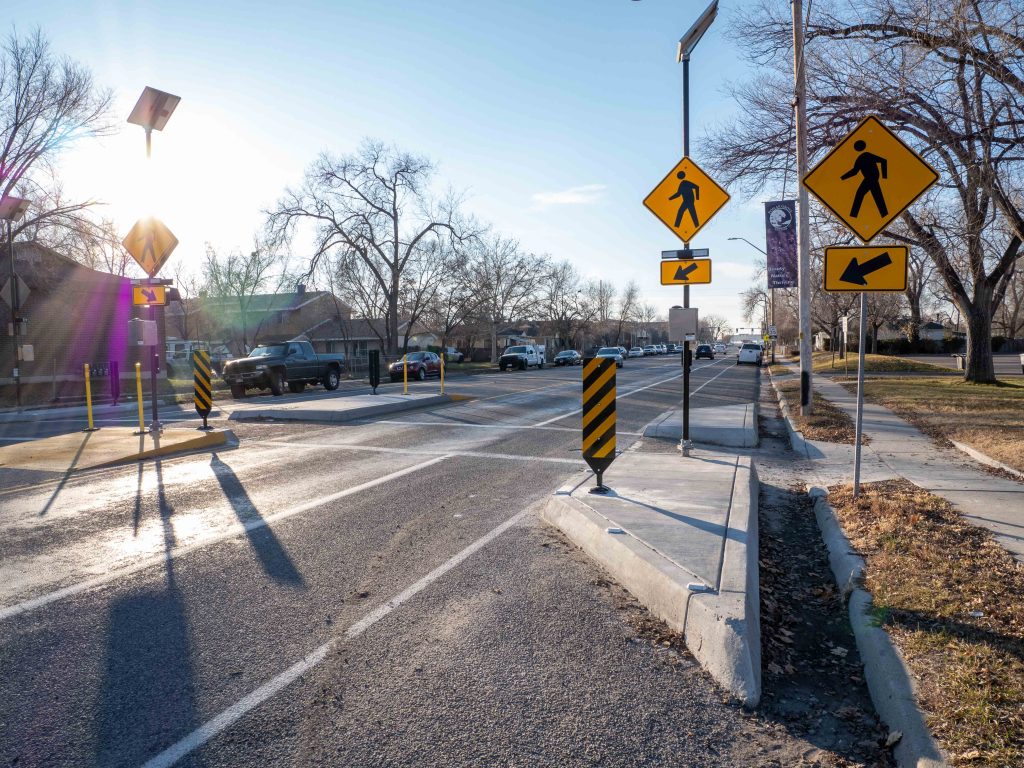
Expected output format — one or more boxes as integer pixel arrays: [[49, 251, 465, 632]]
[[12, 0, 780, 331]]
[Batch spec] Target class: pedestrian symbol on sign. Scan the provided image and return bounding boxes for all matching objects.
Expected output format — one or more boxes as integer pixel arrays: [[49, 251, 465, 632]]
[[670, 172, 700, 229], [840, 141, 888, 218]]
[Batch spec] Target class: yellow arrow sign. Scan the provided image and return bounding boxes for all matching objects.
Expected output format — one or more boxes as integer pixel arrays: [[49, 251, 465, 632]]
[[803, 116, 938, 243], [123, 217, 178, 278], [132, 285, 167, 305], [823, 246, 909, 292], [660, 258, 712, 285], [643, 157, 730, 243]]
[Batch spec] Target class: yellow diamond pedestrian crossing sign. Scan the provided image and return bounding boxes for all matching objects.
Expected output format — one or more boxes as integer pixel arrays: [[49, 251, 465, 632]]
[[803, 116, 938, 243], [643, 157, 730, 243], [123, 217, 178, 278]]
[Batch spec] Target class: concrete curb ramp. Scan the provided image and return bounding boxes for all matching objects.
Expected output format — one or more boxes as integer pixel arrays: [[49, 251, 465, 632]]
[[0, 428, 235, 473], [808, 488, 947, 768], [542, 453, 761, 706], [225, 393, 455, 424], [643, 403, 759, 448]]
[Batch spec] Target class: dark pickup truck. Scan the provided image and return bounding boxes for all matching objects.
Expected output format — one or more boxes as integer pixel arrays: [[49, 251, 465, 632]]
[[221, 340, 345, 398]]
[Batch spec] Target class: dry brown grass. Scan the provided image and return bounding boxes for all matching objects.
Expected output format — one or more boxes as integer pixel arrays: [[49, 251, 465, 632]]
[[829, 480, 1024, 766], [812, 351, 949, 374], [848, 378, 1024, 473], [775, 376, 867, 445]]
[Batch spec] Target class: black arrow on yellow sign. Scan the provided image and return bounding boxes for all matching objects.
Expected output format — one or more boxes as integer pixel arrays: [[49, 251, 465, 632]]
[[674, 262, 699, 282], [840, 251, 893, 286]]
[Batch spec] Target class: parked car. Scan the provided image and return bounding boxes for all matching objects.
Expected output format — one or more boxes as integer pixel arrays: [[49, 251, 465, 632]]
[[596, 346, 624, 368], [222, 340, 345, 398], [389, 351, 442, 382], [500, 344, 545, 371], [695, 344, 715, 360], [657, 344, 668, 354], [643, 345, 657, 356], [737, 343, 764, 366], [554, 350, 582, 366], [627, 347, 645, 358], [617, 346, 628, 357], [443, 346, 464, 363]]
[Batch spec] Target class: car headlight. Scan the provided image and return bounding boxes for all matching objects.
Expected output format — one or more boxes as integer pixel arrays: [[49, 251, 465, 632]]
[[255, 364, 267, 371]]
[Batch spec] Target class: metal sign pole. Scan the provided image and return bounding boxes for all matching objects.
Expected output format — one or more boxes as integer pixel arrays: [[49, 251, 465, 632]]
[[853, 291, 867, 499], [149, 296, 160, 432]]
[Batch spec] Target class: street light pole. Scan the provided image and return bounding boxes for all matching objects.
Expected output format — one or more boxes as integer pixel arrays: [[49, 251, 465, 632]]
[[792, 0, 813, 414], [728, 235, 776, 363], [676, 0, 718, 457], [0, 196, 30, 408]]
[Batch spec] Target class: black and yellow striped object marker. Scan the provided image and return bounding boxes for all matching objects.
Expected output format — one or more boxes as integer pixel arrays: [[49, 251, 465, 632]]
[[192, 350, 214, 431], [581, 356, 616, 493]]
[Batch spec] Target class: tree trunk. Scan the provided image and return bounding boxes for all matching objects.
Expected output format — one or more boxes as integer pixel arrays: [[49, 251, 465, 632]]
[[907, 303, 922, 345], [387, 285, 399, 356], [490, 322, 498, 364], [963, 306, 996, 383]]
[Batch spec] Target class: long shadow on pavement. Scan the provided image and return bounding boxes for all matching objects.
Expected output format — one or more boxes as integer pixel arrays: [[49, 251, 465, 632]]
[[209, 453, 306, 587]]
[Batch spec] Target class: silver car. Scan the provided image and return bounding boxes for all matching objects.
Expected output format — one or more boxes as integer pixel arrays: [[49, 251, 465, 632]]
[[596, 346, 624, 368]]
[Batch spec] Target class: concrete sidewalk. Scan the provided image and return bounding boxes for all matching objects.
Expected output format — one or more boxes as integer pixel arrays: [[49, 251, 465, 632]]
[[643, 403, 758, 448], [780, 369, 1024, 563], [543, 446, 760, 706]]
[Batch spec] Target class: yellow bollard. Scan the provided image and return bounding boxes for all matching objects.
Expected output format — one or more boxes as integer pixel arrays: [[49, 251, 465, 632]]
[[83, 364, 98, 431], [134, 362, 146, 435], [440, 352, 445, 395], [403, 354, 409, 395]]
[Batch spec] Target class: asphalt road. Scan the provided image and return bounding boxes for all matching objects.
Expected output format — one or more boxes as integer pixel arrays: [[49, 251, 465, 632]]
[[0, 355, 811, 767], [900, 352, 1023, 376]]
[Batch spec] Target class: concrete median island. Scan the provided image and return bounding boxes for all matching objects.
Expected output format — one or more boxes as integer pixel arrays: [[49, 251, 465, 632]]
[[543, 447, 761, 706]]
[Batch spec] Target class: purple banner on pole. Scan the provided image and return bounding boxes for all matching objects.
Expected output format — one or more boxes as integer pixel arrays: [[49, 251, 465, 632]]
[[764, 200, 798, 289]]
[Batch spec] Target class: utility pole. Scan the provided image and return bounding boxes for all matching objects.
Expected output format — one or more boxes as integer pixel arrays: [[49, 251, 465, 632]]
[[792, 0, 813, 414]]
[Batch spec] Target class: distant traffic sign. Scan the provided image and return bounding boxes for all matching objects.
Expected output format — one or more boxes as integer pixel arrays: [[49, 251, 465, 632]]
[[660, 258, 711, 285], [644, 157, 730, 243], [132, 285, 167, 306], [123, 217, 178, 278], [823, 246, 909, 292], [803, 116, 938, 243], [768, 325, 777, 339], [0, 275, 29, 311]]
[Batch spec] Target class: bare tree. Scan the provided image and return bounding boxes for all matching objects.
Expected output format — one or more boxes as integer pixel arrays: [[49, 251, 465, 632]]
[[613, 281, 640, 345], [169, 266, 204, 341], [421, 243, 480, 357], [708, 0, 1024, 382], [202, 244, 290, 354], [470, 235, 544, 362], [1, 29, 113, 245], [865, 292, 904, 353], [541, 260, 598, 350], [702, 313, 730, 342], [266, 140, 471, 354]]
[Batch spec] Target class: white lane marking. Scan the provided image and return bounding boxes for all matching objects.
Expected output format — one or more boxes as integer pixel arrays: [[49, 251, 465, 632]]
[[0, 456, 449, 622], [261, 441, 586, 465], [367, 420, 643, 436], [140, 508, 530, 768]]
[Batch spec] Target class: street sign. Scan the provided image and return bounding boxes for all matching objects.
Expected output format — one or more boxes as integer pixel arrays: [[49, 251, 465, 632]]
[[768, 325, 778, 339], [661, 248, 709, 260], [0, 275, 29, 310], [669, 307, 698, 340], [582, 357, 616, 492], [132, 285, 167, 306], [644, 157, 730, 243], [192, 350, 214, 430], [803, 116, 938, 243], [123, 217, 178, 278], [763, 334, 770, 342], [823, 246, 909, 292], [660, 258, 712, 285]]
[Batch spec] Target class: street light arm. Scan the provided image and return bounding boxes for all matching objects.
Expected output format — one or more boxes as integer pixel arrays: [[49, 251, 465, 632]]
[[727, 236, 767, 256]]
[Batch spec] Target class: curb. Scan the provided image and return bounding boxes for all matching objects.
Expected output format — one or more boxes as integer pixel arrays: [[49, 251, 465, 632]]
[[767, 371, 811, 459], [85, 429, 237, 470], [226, 394, 454, 424], [542, 458, 761, 707], [949, 440, 1024, 481], [807, 487, 947, 768]]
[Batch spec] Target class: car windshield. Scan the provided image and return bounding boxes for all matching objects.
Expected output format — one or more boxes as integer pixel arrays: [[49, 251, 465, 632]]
[[556, 351, 573, 357], [250, 345, 286, 357], [506, 346, 528, 354], [405, 352, 425, 361], [597, 348, 618, 355]]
